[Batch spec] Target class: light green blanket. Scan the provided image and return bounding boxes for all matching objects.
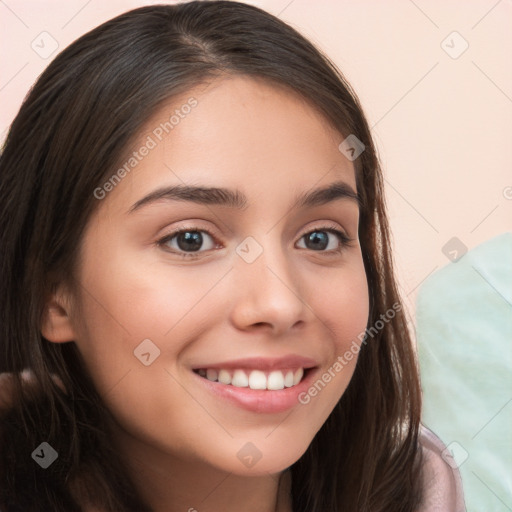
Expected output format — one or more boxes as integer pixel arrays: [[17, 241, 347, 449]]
[[417, 232, 512, 511]]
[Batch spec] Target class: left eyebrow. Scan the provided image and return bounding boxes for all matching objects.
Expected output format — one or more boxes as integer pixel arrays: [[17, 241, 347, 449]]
[[293, 181, 361, 209], [126, 180, 361, 214]]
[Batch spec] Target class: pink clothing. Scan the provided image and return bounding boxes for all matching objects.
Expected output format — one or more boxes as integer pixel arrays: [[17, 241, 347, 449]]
[[419, 425, 466, 511]]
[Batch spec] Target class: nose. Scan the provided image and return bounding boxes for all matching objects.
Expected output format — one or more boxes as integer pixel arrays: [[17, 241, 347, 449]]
[[228, 241, 308, 335]]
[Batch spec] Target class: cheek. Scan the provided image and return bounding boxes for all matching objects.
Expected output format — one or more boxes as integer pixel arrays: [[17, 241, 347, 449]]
[[71, 248, 203, 387], [77, 240, 217, 334], [298, 255, 369, 412], [70, 254, 222, 449], [309, 254, 370, 350]]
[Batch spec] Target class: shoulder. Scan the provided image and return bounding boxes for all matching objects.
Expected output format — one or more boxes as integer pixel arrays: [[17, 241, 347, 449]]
[[416, 425, 466, 512]]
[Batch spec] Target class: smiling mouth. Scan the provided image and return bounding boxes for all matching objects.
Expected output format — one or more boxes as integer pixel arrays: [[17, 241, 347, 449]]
[[192, 367, 312, 390]]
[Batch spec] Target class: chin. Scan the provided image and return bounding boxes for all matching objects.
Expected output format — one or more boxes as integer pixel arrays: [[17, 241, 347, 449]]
[[204, 434, 312, 477]]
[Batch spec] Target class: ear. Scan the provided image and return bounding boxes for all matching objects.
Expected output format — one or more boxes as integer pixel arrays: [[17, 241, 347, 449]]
[[40, 285, 77, 343]]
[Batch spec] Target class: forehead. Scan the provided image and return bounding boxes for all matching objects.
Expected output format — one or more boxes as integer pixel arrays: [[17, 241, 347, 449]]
[[97, 74, 357, 215]]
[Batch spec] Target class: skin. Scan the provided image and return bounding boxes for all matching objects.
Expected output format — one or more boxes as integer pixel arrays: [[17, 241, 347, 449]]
[[41, 75, 369, 512]]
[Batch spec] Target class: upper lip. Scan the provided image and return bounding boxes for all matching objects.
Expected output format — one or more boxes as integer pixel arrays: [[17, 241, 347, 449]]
[[192, 355, 319, 371]]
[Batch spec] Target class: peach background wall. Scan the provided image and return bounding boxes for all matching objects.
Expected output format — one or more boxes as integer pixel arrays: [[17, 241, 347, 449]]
[[1, 0, 511, 335]]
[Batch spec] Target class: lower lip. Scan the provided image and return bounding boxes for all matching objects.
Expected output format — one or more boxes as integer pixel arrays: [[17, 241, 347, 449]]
[[192, 367, 319, 413]]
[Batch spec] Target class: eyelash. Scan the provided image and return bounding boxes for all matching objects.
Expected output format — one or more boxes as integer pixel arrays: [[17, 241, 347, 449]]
[[156, 223, 354, 260]]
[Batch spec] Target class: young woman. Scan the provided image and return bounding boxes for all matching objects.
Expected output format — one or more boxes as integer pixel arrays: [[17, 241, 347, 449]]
[[0, 2, 465, 511]]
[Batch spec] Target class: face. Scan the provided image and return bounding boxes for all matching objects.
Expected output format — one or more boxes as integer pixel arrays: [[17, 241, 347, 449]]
[[57, 75, 369, 476]]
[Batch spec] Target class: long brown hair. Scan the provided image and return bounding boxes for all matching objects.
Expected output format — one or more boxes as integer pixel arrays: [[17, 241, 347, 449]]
[[0, 2, 423, 510]]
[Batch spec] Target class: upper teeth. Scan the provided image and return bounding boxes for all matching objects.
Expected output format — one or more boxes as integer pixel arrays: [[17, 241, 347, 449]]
[[196, 368, 304, 390]]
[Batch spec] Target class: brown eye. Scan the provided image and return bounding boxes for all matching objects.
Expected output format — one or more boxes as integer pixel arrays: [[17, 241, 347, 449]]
[[296, 226, 353, 254], [158, 228, 218, 258]]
